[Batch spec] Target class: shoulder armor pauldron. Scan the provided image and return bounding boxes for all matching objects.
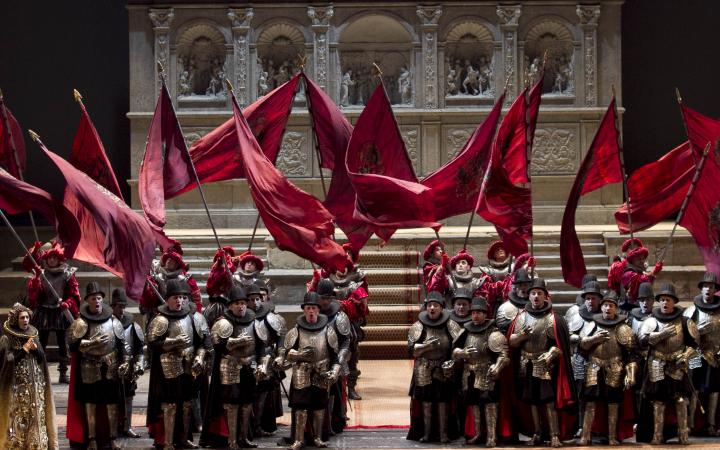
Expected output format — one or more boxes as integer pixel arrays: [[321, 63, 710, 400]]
[[683, 306, 696, 319], [546, 314, 556, 339], [335, 311, 351, 336], [616, 323, 635, 346], [69, 318, 88, 342], [284, 326, 299, 349], [193, 312, 209, 337], [326, 326, 339, 352], [498, 302, 519, 321], [147, 315, 170, 342], [408, 321, 423, 344], [639, 317, 659, 336], [579, 321, 596, 339], [687, 318, 700, 343], [112, 317, 124, 339], [488, 330, 509, 353], [133, 322, 145, 343], [255, 320, 269, 342], [211, 318, 234, 342], [447, 320, 464, 340], [267, 312, 287, 336]]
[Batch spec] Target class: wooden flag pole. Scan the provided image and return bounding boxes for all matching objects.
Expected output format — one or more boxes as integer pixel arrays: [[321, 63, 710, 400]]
[[612, 86, 634, 242]]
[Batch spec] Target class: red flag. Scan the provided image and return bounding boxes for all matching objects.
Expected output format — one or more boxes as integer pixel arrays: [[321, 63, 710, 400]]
[[38, 144, 157, 300], [170, 74, 300, 197], [679, 147, 720, 273], [0, 97, 26, 179], [138, 81, 194, 231], [229, 91, 346, 273], [499, 78, 543, 185], [474, 144, 532, 257], [681, 104, 720, 155], [422, 92, 505, 220], [70, 95, 124, 200], [302, 74, 376, 248], [561, 99, 623, 287], [346, 84, 440, 238], [615, 141, 694, 233]]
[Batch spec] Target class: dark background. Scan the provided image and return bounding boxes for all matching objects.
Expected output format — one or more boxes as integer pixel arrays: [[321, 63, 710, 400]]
[[0, 0, 719, 218]]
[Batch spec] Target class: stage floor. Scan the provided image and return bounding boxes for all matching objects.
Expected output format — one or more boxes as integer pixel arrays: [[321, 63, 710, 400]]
[[52, 360, 719, 448]]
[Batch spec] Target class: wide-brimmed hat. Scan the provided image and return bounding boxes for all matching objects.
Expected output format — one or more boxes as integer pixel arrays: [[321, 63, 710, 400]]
[[698, 272, 720, 290], [84, 282, 105, 300], [423, 239, 444, 261], [424, 290, 446, 308], [655, 282, 679, 302], [469, 296, 489, 312], [450, 249, 475, 269], [343, 243, 359, 263], [165, 279, 191, 298], [42, 241, 67, 262], [160, 250, 188, 271], [110, 288, 128, 306], [239, 252, 264, 272], [621, 238, 644, 253], [487, 241, 507, 261]]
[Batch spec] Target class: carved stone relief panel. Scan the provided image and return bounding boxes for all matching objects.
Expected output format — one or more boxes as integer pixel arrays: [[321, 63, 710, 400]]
[[497, 5, 521, 101], [530, 125, 579, 175], [228, 8, 254, 106], [256, 23, 306, 97], [444, 22, 495, 99], [276, 130, 309, 177], [183, 129, 211, 148], [176, 23, 228, 102], [308, 6, 333, 91], [417, 6, 442, 108], [445, 127, 474, 161], [400, 127, 421, 174], [149, 8, 174, 98], [523, 20, 576, 98], [577, 5, 601, 107]]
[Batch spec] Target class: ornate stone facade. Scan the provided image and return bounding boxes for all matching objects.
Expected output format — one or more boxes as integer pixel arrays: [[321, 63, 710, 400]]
[[128, 1, 623, 227]]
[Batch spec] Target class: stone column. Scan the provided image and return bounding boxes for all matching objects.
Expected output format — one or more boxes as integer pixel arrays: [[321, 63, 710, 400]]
[[149, 8, 174, 98], [416, 6, 442, 109], [577, 4, 601, 106], [228, 8, 254, 106], [496, 4, 521, 102], [307, 6, 333, 91]]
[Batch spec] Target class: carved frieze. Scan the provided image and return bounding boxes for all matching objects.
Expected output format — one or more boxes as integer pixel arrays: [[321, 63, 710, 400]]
[[530, 127, 577, 174], [308, 6, 333, 91], [400, 127, 420, 174], [445, 127, 474, 160], [149, 8, 174, 97], [497, 5, 521, 101], [417, 6, 442, 108], [276, 131, 309, 176], [229, 8, 254, 106], [577, 5, 601, 106], [184, 130, 210, 147]]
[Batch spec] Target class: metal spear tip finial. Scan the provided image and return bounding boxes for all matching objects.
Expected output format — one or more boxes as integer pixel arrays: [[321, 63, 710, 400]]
[[504, 73, 512, 91], [0, 87, 3, 101], [156, 60, 165, 74], [28, 129, 41, 143], [297, 55, 307, 71], [675, 87, 683, 104], [372, 62, 383, 77], [542, 50, 549, 67], [73, 89, 83, 103], [611, 84, 616, 99], [224, 79, 234, 93]]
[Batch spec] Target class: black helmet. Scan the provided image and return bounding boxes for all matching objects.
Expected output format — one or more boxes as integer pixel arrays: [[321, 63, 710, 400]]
[[637, 282, 654, 300], [247, 283, 264, 298], [581, 281, 603, 299], [165, 279, 191, 298], [84, 282, 106, 300], [228, 285, 248, 303], [513, 268, 532, 285], [451, 287, 473, 304], [301, 291, 321, 308], [655, 283, 679, 302], [469, 296, 489, 312], [601, 290, 619, 306], [110, 288, 128, 306], [317, 279, 336, 298], [529, 278, 549, 295], [424, 290, 446, 308], [698, 272, 720, 290]]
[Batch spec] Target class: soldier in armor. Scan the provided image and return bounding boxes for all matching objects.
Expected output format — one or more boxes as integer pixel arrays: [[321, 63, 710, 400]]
[[110, 288, 146, 439], [481, 240, 513, 281], [146, 279, 209, 450], [565, 280, 603, 433], [406, 291, 463, 443], [447, 250, 505, 309], [620, 244, 662, 308], [274, 292, 342, 450], [206, 245, 237, 301], [684, 272, 720, 435], [495, 268, 532, 334], [508, 278, 576, 447], [25, 241, 79, 383], [202, 285, 266, 449], [452, 296, 509, 447], [141, 246, 202, 324], [607, 238, 643, 297], [450, 288, 473, 326], [233, 251, 266, 288], [628, 282, 655, 441], [637, 283, 699, 445], [423, 239, 449, 294], [247, 283, 287, 436], [577, 291, 638, 445], [316, 279, 352, 435], [66, 282, 131, 450]]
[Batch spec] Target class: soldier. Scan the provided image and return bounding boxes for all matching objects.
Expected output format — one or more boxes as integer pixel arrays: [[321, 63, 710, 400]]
[[406, 291, 463, 443], [495, 268, 532, 334], [202, 285, 266, 449], [577, 291, 638, 445], [449, 288, 473, 326], [274, 292, 342, 450], [141, 246, 202, 324], [206, 246, 237, 301], [110, 288, 146, 439], [146, 279, 209, 450], [627, 281, 655, 436], [67, 282, 131, 450], [422, 239, 449, 294], [25, 241, 79, 383], [249, 282, 287, 437], [316, 279, 352, 435], [637, 283, 699, 445], [620, 244, 662, 308], [509, 278, 576, 447], [684, 272, 720, 435], [607, 238, 643, 297], [565, 280, 603, 433], [233, 251, 266, 288], [452, 296, 509, 447], [481, 240, 513, 281]]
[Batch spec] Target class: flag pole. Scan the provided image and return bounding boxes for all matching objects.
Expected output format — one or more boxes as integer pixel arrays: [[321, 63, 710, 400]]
[[675, 88, 698, 166], [156, 62, 223, 251], [0, 89, 40, 242], [612, 86, 634, 241], [524, 54, 545, 272], [297, 60, 329, 201], [658, 141, 711, 263]]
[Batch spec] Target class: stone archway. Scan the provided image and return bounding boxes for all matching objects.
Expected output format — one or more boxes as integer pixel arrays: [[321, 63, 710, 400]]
[[256, 22, 306, 94], [176, 22, 227, 99], [338, 14, 413, 106], [523, 19, 576, 96], [443, 20, 496, 99]]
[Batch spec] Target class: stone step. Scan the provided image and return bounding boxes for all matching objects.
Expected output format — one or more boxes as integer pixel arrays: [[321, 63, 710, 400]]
[[365, 325, 411, 341], [358, 340, 409, 359]]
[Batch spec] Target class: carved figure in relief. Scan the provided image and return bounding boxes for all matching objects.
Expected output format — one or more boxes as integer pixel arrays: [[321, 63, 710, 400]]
[[463, 63, 480, 95], [446, 68, 458, 95], [340, 70, 355, 107], [398, 67, 412, 104], [274, 64, 290, 86], [526, 57, 541, 87], [478, 56, 492, 94], [552, 54, 574, 95], [257, 69, 269, 96]]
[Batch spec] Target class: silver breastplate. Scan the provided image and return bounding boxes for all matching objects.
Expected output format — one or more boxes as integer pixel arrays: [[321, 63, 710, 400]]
[[298, 327, 330, 362], [696, 310, 720, 349], [85, 318, 116, 357], [631, 317, 647, 335], [168, 315, 195, 352], [40, 269, 68, 304], [230, 322, 256, 359], [517, 311, 554, 354], [233, 272, 258, 287], [654, 319, 685, 354], [591, 326, 623, 360], [450, 272, 479, 292], [422, 326, 451, 361], [465, 331, 493, 365]]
